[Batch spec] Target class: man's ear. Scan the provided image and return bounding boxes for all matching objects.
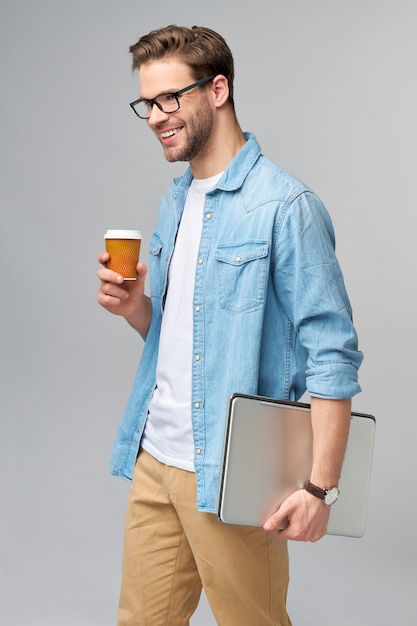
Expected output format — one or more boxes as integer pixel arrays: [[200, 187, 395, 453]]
[[211, 75, 230, 108]]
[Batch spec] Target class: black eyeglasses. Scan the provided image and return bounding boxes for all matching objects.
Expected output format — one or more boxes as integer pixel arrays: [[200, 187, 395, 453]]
[[130, 75, 215, 120]]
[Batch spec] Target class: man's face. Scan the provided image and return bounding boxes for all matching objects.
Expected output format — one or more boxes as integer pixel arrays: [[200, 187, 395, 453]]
[[138, 59, 215, 164]]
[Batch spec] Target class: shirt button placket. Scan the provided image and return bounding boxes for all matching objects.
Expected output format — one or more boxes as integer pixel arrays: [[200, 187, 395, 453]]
[[192, 194, 216, 465]]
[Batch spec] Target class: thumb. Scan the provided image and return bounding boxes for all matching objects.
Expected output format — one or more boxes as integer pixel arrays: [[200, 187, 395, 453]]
[[136, 261, 148, 278], [263, 508, 289, 532]]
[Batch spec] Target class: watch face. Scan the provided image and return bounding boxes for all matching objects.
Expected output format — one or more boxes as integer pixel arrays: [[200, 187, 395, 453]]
[[324, 487, 340, 506]]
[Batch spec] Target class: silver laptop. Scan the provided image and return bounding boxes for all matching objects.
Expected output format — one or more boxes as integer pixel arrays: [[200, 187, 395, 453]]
[[217, 393, 376, 537]]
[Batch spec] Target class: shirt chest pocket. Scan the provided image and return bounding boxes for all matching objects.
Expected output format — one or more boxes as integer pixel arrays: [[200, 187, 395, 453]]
[[149, 233, 165, 298], [214, 241, 270, 313]]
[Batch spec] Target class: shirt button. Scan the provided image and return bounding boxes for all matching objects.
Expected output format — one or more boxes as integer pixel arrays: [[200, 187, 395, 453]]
[[196, 448, 201, 455], [194, 402, 200, 409], [198, 258, 203, 265], [206, 213, 212, 220], [236, 256, 241, 262], [194, 354, 200, 361], [195, 306, 201, 312]]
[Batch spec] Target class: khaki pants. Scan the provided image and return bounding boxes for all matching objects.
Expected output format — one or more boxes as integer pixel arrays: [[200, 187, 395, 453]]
[[117, 449, 292, 626]]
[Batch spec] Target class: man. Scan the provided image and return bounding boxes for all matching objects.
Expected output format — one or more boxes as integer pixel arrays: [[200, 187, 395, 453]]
[[97, 24, 363, 626]]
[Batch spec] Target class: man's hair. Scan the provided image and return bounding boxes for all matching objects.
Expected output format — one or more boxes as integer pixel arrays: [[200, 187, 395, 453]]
[[129, 25, 235, 108]]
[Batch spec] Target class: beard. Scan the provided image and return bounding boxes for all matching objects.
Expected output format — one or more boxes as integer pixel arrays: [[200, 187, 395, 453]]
[[160, 99, 215, 164]]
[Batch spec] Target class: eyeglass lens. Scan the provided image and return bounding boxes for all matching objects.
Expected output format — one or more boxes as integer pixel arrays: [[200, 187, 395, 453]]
[[134, 94, 179, 119]]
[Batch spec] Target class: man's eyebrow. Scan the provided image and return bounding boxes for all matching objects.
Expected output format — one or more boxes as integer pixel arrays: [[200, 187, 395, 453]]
[[139, 87, 179, 100]]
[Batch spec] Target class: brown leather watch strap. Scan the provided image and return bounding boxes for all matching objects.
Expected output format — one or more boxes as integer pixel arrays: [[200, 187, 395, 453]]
[[304, 480, 326, 500]]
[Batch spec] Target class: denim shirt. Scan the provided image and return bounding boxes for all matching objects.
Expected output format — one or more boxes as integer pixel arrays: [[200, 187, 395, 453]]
[[108, 132, 363, 513]]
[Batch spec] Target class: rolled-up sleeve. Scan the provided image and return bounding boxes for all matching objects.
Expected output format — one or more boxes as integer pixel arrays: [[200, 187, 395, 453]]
[[274, 190, 363, 399]]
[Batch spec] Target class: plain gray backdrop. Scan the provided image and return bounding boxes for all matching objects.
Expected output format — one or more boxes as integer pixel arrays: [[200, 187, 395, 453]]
[[1, 1, 416, 624]]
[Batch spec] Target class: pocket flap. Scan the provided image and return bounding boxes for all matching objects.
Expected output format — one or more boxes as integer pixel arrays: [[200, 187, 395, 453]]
[[149, 234, 164, 256], [214, 241, 269, 266]]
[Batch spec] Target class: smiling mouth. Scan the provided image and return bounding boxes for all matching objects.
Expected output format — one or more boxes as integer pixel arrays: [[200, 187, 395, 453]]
[[160, 127, 183, 140]]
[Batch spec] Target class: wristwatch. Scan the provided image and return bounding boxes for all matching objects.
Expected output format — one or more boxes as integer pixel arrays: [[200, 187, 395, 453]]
[[304, 480, 340, 506]]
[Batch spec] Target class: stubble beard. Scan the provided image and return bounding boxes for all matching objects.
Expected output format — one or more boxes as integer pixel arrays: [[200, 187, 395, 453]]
[[162, 103, 215, 164]]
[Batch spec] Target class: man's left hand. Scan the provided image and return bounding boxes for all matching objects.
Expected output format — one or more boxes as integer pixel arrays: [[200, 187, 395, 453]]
[[263, 489, 330, 542]]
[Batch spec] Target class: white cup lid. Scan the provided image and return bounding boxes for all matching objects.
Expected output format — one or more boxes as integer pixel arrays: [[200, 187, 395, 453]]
[[104, 229, 142, 239]]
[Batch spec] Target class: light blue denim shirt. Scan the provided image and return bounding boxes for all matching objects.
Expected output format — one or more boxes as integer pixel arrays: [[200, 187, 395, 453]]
[[109, 132, 363, 512]]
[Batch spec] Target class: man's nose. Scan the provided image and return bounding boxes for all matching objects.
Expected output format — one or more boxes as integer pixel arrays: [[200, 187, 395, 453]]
[[148, 103, 170, 125]]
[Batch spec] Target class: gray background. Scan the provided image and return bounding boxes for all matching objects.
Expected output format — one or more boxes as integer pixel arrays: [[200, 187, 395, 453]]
[[1, 1, 416, 624]]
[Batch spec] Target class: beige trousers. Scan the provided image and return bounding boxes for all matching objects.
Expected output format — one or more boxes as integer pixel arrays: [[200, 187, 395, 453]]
[[117, 449, 292, 626]]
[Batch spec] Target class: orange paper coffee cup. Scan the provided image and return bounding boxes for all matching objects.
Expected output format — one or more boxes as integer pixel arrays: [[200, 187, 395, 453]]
[[104, 229, 142, 279]]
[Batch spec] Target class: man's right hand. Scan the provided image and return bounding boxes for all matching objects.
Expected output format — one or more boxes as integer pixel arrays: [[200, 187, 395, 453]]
[[97, 251, 152, 336]]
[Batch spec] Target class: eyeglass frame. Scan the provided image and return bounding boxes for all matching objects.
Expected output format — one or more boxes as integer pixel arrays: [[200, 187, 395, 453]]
[[129, 75, 216, 119]]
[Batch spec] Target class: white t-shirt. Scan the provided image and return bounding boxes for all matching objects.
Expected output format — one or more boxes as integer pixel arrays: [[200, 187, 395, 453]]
[[142, 173, 223, 471]]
